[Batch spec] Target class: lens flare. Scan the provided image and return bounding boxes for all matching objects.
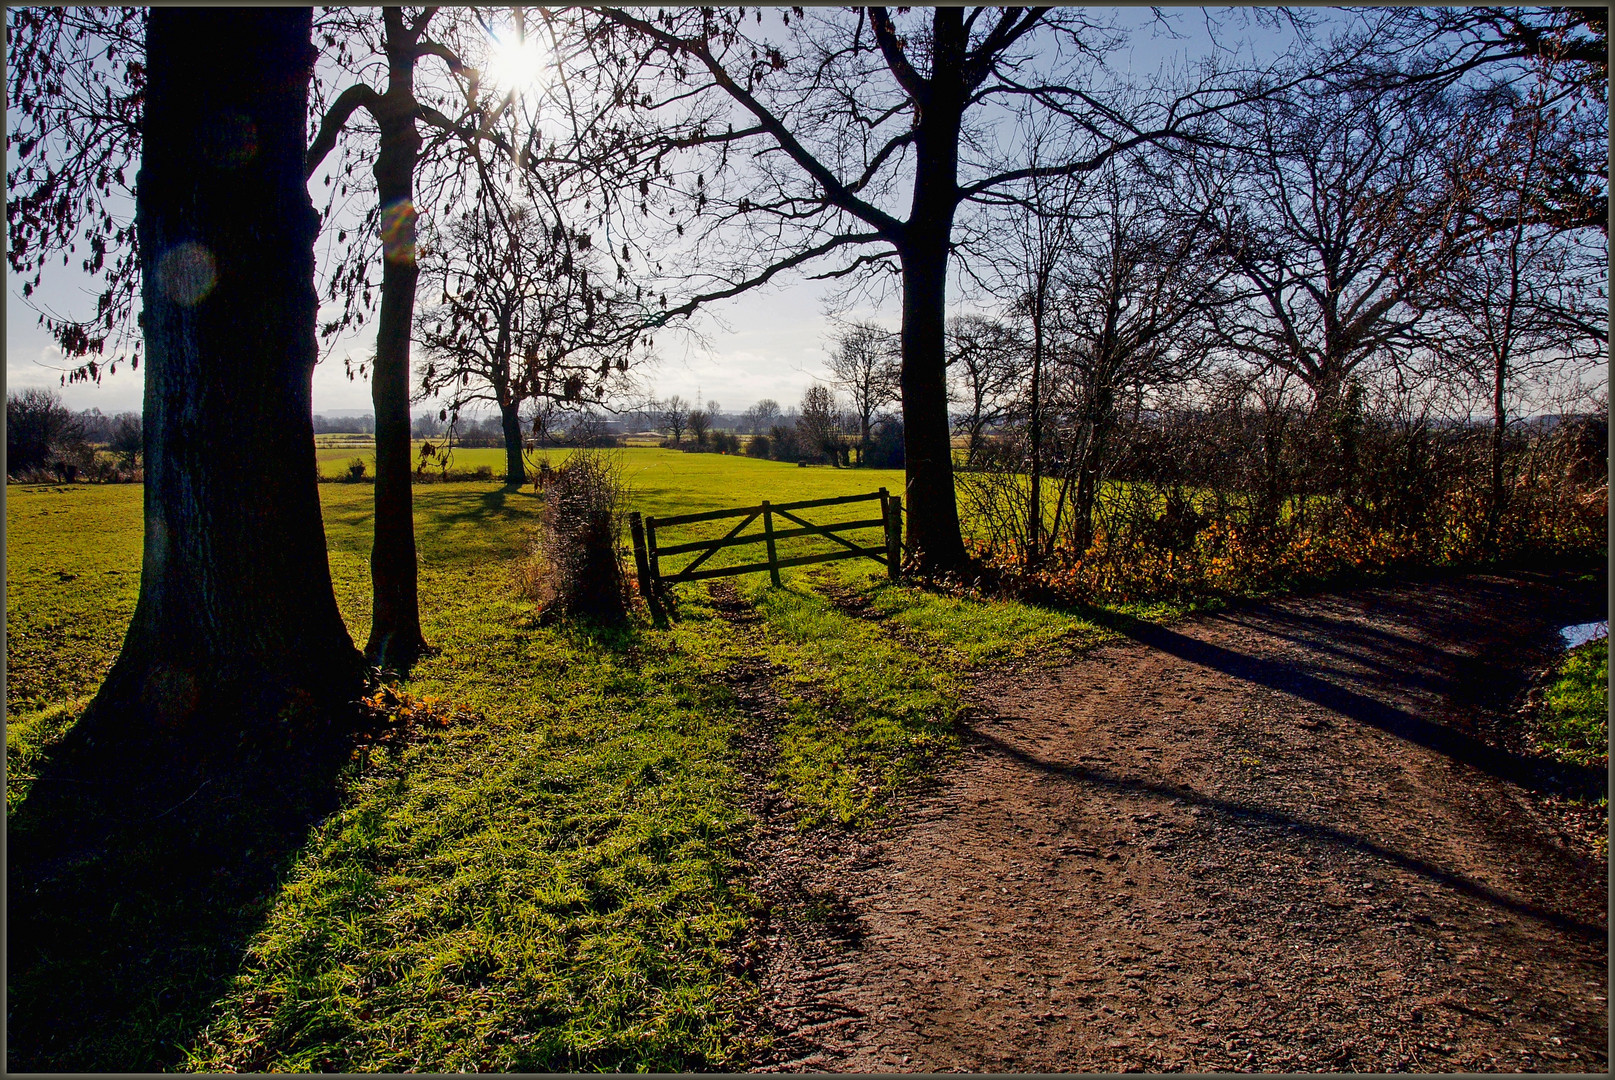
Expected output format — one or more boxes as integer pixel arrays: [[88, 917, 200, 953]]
[[158, 242, 217, 307], [381, 200, 417, 265]]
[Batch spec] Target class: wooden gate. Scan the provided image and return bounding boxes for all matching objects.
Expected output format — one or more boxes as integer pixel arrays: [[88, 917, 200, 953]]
[[629, 489, 902, 621]]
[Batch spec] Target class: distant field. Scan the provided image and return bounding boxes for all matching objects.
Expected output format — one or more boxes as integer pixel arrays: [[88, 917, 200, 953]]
[[311, 445, 905, 575]]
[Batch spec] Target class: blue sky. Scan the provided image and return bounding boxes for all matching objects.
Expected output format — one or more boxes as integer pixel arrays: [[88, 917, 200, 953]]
[[6, 7, 1315, 420]]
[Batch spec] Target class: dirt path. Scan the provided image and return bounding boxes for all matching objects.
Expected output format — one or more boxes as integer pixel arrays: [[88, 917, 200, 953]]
[[742, 570, 1608, 1072]]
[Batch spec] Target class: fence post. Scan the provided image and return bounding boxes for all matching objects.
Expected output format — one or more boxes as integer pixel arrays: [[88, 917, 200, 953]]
[[762, 500, 782, 587], [643, 515, 667, 624], [630, 510, 654, 604], [886, 495, 902, 580]]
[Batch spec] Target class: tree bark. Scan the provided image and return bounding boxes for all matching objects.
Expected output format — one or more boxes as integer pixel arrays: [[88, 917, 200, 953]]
[[1070, 393, 1117, 557], [1310, 368, 1359, 498], [499, 397, 526, 485], [1487, 352, 1508, 544], [898, 242, 968, 574], [1027, 292, 1046, 567], [896, 10, 969, 574], [365, 10, 429, 672], [81, 7, 363, 744]]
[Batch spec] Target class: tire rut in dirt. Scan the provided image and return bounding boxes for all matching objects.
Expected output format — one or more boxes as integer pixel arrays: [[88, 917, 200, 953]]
[[705, 581, 882, 1071]]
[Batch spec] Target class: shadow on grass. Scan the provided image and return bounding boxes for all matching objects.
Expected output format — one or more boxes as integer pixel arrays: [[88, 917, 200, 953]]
[[554, 612, 650, 656], [6, 718, 354, 1071], [415, 482, 541, 526]]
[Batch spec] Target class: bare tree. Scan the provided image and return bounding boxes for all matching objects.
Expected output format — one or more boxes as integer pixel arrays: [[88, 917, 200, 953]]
[[742, 398, 781, 435], [586, 7, 1289, 572], [797, 384, 847, 466], [1041, 162, 1229, 554], [946, 315, 1022, 467], [302, 8, 515, 671], [991, 136, 1086, 565], [1431, 77, 1609, 543], [415, 193, 644, 485], [660, 394, 690, 445], [1197, 80, 1473, 492], [686, 404, 712, 447], [826, 322, 899, 464]]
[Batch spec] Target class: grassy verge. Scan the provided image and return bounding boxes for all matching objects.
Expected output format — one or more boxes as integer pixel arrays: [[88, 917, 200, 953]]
[[667, 561, 1115, 828], [185, 623, 761, 1071], [1535, 637, 1609, 768]]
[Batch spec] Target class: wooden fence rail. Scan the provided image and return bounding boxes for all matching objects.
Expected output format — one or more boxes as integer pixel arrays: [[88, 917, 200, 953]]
[[629, 489, 902, 623]]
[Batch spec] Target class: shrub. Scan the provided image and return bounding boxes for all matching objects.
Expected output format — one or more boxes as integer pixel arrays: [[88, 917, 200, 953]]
[[7, 389, 84, 477], [866, 417, 904, 468], [346, 457, 368, 481], [109, 414, 142, 465], [746, 433, 772, 458], [522, 452, 629, 624], [767, 423, 801, 462]]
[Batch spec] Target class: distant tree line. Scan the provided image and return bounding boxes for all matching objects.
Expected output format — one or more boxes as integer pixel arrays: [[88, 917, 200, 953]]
[[312, 413, 376, 435], [6, 389, 142, 481]]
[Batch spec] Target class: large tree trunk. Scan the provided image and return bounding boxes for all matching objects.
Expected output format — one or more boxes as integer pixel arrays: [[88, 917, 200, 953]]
[[898, 241, 968, 574], [500, 397, 526, 485], [896, 10, 969, 575], [365, 10, 429, 672], [80, 8, 363, 745]]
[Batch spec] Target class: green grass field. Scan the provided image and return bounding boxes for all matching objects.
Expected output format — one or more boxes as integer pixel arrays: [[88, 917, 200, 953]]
[[6, 452, 1111, 1071]]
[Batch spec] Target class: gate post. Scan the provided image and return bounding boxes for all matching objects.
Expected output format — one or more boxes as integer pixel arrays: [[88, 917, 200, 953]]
[[630, 511, 653, 603], [885, 495, 902, 580], [643, 514, 667, 625], [762, 500, 782, 587]]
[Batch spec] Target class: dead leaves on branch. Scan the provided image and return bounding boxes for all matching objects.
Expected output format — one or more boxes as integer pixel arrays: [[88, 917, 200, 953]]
[[353, 684, 480, 750]]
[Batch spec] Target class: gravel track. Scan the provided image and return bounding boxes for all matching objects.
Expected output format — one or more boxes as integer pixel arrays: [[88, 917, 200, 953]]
[[728, 570, 1607, 1072]]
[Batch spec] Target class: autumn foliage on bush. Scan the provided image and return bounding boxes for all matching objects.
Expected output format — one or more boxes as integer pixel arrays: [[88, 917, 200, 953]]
[[521, 451, 630, 624], [962, 403, 1607, 607]]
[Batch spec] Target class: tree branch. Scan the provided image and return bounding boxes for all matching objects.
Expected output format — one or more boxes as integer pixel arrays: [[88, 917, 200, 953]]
[[597, 8, 907, 241], [867, 7, 928, 106], [306, 82, 382, 179], [651, 230, 888, 325]]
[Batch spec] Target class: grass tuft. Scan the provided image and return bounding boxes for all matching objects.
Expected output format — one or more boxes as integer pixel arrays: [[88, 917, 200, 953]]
[[1536, 638, 1609, 768]]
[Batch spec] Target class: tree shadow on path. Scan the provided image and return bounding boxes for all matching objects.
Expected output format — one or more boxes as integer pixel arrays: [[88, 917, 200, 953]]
[[1101, 603, 1605, 801], [967, 725, 1607, 943], [7, 718, 354, 1071]]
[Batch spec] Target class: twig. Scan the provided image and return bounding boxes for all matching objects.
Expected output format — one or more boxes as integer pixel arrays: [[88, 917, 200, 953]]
[[152, 778, 212, 821]]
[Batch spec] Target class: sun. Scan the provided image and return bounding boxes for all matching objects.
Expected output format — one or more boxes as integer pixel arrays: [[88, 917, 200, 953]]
[[482, 30, 548, 96]]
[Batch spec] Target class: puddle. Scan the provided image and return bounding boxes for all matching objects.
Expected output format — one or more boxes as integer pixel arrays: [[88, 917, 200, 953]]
[[1558, 621, 1609, 650]]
